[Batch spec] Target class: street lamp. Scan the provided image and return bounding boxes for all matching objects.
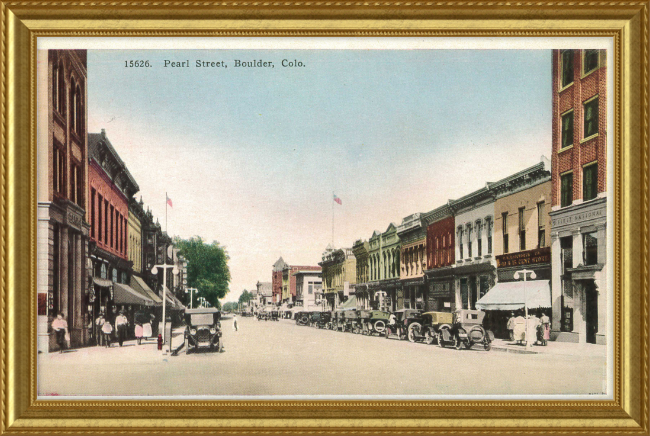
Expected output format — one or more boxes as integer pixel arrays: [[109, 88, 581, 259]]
[[185, 287, 198, 309], [151, 262, 179, 354], [514, 269, 537, 349]]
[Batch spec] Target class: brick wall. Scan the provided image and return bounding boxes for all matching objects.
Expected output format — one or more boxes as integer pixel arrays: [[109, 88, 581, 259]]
[[426, 216, 455, 270], [551, 49, 607, 207]]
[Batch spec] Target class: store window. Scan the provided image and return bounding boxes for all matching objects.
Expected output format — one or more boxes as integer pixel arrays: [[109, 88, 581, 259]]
[[584, 97, 599, 138], [518, 207, 526, 251], [502, 212, 509, 254], [561, 50, 574, 88], [561, 111, 574, 149], [479, 276, 490, 299], [583, 163, 598, 201], [583, 49, 599, 75], [583, 232, 598, 265], [560, 236, 574, 332], [561, 172, 573, 208]]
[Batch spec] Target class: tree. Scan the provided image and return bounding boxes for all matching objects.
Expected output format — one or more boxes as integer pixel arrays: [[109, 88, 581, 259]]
[[222, 302, 238, 312], [238, 290, 254, 306], [173, 236, 230, 308]]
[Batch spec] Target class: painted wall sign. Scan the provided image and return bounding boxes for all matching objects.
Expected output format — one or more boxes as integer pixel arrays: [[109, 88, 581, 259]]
[[496, 247, 551, 268]]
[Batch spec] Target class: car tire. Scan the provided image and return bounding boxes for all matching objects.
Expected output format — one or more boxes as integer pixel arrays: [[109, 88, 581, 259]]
[[424, 330, 434, 345], [408, 322, 421, 343], [465, 341, 473, 350], [185, 337, 191, 354], [437, 332, 445, 348], [454, 335, 463, 350], [484, 340, 492, 351], [374, 320, 386, 333]]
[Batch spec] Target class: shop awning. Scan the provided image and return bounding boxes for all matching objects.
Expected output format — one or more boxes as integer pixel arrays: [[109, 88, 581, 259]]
[[476, 280, 551, 311], [130, 276, 162, 305], [338, 295, 357, 310], [161, 286, 184, 310], [113, 283, 156, 306], [93, 277, 114, 288]]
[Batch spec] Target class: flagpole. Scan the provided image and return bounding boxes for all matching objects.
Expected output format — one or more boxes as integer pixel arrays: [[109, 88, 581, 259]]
[[332, 192, 334, 246], [165, 191, 168, 234]]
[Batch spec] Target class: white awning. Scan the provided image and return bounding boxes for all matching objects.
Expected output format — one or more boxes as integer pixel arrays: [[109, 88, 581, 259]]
[[113, 283, 156, 306], [476, 280, 551, 311]]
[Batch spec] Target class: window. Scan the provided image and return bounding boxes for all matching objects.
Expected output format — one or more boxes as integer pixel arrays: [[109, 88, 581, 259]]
[[75, 85, 83, 135], [519, 207, 526, 251], [561, 111, 574, 149], [70, 162, 81, 206], [502, 212, 509, 254], [467, 224, 473, 258], [561, 50, 574, 88], [583, 163, 598, 201], [104, 200, 108, 243], [458, 227, 464, 260], [109, 205, 114, 248], [308, 284, 313, 295], [70, 78, 77, 132], [460, 278, 469, 310], [479, 276, 490, 299], [537, 202, 546, 248], [56, 61, 65, 114], [583, 232, 598, 265], [97, 195, 103, 242], [583, 49, 599, 75], [52, 62, 59, 112], [486, 218, 493, 254], [52, 143, 65, 195], [561, 172, 573, 207], [90, 188, 96, 239], [476, 221, 482, 257], [584, 97, 599, 138]]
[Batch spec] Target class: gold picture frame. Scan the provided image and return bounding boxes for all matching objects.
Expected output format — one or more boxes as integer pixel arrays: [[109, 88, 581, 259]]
[[1, 2, 648, 434]]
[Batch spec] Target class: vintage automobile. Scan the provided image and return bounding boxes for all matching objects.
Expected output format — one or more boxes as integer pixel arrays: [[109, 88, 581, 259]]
[[342, 309, 361, 333], [385, 309, 421, 340], [315, 311, 332, 329], [436, 309, 494, 351], [270, 310, 280, 321], [183, 308, 223, 354], [407, 311, 454, 344], [358, 309, 391, 336], [333, 309, 346, 332], [296, 311, 311, 326], [310, 311, 322, 327]]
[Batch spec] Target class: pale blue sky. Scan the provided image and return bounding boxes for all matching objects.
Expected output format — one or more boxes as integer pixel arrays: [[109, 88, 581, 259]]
[[87, 49, 552, 302]]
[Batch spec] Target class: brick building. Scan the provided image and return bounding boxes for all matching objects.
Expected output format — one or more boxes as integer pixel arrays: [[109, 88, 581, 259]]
[[397, 213, 427, 310], [272, 257, 288, 304], [549, 49, 607, 345], [423, 204, 456, 312], [37, 49, 90, 352]]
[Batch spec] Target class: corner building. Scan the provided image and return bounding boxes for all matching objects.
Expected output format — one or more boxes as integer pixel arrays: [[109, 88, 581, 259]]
[[550, 49, 607, 345]]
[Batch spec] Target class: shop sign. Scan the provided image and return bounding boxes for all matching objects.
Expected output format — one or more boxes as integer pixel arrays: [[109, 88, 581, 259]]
[[429, 281, 452, 298], [551, 206, 604, 227], [496, 247, 551, 268], [66, 210, 83, 230]]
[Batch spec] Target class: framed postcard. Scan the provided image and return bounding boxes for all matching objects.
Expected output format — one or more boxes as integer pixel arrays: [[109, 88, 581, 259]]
[[1, 1, 648, 435]]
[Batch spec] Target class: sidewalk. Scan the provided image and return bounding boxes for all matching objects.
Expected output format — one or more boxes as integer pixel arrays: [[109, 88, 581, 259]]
[[491, 338, 606, 357]]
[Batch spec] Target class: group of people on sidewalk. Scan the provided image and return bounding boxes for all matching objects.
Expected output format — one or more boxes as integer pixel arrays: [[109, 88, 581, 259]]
[[506, 311, 551, 345], [93, 311, 156, 348]]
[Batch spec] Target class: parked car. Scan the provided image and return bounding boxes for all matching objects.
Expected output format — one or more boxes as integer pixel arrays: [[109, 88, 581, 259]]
[[342, 309, 360, 333], [183, 308, 222, 354], [315, 311, 332, 329], [295, 311, 311, 326], [358, 309, 391, 336], [385, 309, 421, 340], [436, 309, 494, 351], [270, 310, 280, 321], [408, 311, 454, 344]]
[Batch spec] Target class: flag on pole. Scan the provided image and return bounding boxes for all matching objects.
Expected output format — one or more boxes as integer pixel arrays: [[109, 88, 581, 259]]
[[333, 194, 342, 205], [166, 195, 173, 208]]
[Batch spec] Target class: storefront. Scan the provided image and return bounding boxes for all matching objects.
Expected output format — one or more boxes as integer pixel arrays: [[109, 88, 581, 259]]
[[400, 277, 426, 310], [550, 197, 607, 344], [453, 263, 496, 312], [425, 267, 455, 312]]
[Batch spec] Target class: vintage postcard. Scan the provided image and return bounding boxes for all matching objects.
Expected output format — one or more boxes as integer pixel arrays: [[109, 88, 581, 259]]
[[36, 38, 613, 399]]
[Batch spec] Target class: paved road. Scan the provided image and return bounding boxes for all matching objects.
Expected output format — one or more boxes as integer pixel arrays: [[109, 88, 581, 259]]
[[38, 316, 607, 397]]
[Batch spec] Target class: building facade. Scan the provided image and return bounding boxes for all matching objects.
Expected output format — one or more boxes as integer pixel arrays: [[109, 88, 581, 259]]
[[320, 246, 356, 310], [352, 239, 371, 309], [127, 198, 143, 275], [294, 270, 323, 309], [452, 187, 496, 311], [37, 49, 90, 352], [423, 204, 456, 312], [367, 224, 401, 312], [550, 48, 607, 345], [255, 281, 273, 307], [272, 257, 287, 304], [87, 130, 140, 330], [397, 213, 427, 310]]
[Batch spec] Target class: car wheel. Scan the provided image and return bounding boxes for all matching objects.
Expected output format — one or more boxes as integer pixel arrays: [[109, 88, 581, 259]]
[[437, 332, 445, 348], [408, 323, 421, 343], [424, 330, 434, 345], [374, 320, 386, 333], [454, 335, 463, 350], [465, 341, 473, 350], [484, 340, 492, 351], [184, 337, 189, 353]]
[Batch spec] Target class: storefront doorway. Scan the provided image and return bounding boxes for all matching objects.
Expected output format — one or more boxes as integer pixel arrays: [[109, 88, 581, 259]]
[[585, 281, 598, 344]]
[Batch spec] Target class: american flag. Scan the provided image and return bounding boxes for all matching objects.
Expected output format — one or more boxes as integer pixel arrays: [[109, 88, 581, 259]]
[[333, 194, 342, 205]]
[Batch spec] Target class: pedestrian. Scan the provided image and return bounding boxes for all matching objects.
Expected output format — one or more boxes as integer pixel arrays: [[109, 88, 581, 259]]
[[51, 313, 69, 353], [115, 310, 129, 347], [95, 312, 106, 346], [507, 312, 516, 342], [101, 317, 113, 347], [540, 311, 551, 345], [232, 314, 238, 332]]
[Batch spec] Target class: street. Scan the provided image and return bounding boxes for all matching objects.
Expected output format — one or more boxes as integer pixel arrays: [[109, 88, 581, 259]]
[[38, 316, 607, 397]]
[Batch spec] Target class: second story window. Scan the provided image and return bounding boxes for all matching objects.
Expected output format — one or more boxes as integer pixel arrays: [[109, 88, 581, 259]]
[[519, 207, 526, 251], [466, 224, 473, 259], [502, 212, 509, 254], [537, 202, 546, 248], [584, 97, 599, 138], [52, 142, 65, 196], [486, 218, 493, 254], [561, 50, 574, 88], [458, 227, 464, 260], [476, 221, 482, 257], [561, 172, 573, 207], [583, 162, 598, 201], [561, 111, 574, 149], [90, 188, 96, 239]]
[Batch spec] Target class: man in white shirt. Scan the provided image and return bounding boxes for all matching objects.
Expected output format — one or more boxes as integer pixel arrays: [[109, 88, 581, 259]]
[[115, 311, 129, 347]]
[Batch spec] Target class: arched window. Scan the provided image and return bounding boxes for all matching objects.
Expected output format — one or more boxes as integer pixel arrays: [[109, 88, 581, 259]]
[[75, 84, 82, 135], [58, 61, 65, 114], [70, 77, 77, 132]]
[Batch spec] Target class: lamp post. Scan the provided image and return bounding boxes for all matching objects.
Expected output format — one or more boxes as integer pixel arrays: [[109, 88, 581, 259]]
[[514, 269, 537, 349], [151, 262, 179, 353], [185, 287, 198, 309]]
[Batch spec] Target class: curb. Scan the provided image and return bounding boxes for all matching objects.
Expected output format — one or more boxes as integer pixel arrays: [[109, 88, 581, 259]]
[[491, 346, 539, 355]]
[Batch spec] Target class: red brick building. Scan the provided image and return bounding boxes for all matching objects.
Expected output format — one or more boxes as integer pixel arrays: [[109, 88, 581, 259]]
[[282, 265, 321, 304], [37, 49, 89, 352], [87, 130, 140, 324], [423, 204, 455, 312], [272, 257, 287, 304], [550, 49, 607, 345]]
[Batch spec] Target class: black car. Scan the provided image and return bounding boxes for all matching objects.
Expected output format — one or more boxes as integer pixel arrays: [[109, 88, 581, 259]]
[[184, 308, 222, 353]]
